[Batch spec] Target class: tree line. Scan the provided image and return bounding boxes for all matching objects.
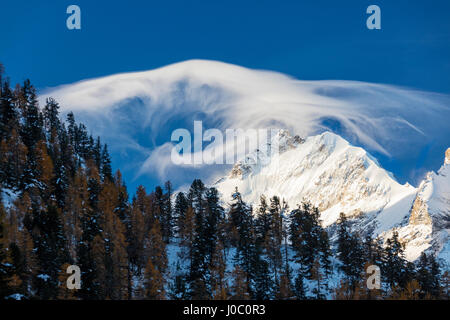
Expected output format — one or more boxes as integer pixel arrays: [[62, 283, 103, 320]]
[[0, 64, 448, 300]]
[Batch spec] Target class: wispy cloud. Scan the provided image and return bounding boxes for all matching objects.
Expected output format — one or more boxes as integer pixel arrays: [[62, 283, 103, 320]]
[[39, 60, 450, 186]]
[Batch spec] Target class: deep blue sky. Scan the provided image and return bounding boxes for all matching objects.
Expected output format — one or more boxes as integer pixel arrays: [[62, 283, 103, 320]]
[[1, 0, 450, 193], [1, 0, 450, 93]]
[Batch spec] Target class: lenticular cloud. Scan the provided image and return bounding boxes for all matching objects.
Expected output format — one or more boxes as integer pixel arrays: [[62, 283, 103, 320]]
[[39, 60, 450, 186]]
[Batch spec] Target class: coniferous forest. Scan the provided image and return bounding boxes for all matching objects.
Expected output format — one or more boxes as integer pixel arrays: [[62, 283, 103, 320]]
[[0, 64, 449, 300]]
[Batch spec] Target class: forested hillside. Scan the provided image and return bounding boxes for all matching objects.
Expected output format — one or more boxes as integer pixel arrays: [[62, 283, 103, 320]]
[[0, 64, 448, 300]]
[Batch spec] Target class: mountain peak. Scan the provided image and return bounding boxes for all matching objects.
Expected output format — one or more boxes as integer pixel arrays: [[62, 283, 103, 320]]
[[215, 130, 450, 261], [216, 130, 416, 234], [228, 129, 305, 179]]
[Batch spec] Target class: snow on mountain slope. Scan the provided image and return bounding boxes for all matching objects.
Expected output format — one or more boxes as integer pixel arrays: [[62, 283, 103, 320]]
[[216, 130, 416, 226], [214, 131, 449, 261], [384, 148, 450, 261]]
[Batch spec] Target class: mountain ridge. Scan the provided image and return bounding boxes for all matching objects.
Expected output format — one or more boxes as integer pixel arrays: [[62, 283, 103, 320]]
[[215, 130, 449, 262]]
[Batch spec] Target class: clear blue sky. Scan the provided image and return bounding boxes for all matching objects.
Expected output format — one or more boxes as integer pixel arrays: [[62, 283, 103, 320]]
[[1, 0, 450, 193], [1, 0, 450, 93]]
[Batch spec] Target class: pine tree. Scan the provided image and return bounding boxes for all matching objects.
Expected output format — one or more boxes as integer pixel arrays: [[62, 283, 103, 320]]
[[267, 196, 283, 287], [128, 188, 147, 274], [336, 213, 365, 289], [228, 189, 255, 294], [289, 202, 324, 279], [66, 112, 76, 147], [174, 191, 188, 238], [230, 264, 250, 300], [0, 200, 13, 299], [64, 171, 87, 261], [254, 195, 271, 247], [145, 219, 168, 282], [76, 162, 102, 299], [9, 193, 37, 298], [253, 195, 274, 299], [293, 272, 306, 300], [416, 252, 441, 299], [210, 240, 228, 300], [252, 245, 273, 300], [34, 140, 55, 200], [19, 79, 43, 150], [100, 144, 113, 182], [179, 206, 195, 275], [162, 181, 173, 243], [185, 179, 210, 298], [0, 73, 18, 140], [318, 229, 332, 284], [276, 268, 294, 300], [144, 258, 165, 300], [382, 231, 409, 291], [32, 204, 69, 299], [310, 257, 325, 299], [0, 128, 27, 189], [97, 181, 129, 300], [43, 98, 61, 142], [168, 261, 188, 300]]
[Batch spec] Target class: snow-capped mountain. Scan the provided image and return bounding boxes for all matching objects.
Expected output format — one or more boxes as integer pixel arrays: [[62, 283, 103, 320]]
[[215, 130, 450, 262], [42, 60, 450, 190], [38, 59, 450, 262], [385, 148, 450, 261]]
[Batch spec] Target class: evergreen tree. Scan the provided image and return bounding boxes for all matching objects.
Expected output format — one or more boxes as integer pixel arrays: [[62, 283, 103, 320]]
[[230, 264, 250, 300], [310, 257, 325, 299], [76, 163, 102, 299], [145, 219, 168, 285], [289, 202, 324, 279], [168, 261, 188, 300], [336, 213, 365, 288], [0, 128, 27, 189], [31, 204, 69, 299], [43, 97, 61, 142], [267, 196, 283, 287], [97, 181, 129, 300], [276, 267, 294, 300], [144, 258, 165, 300], [382, 231, 409, 291], [162, 181, 173, 243], [128, 188, 147, 274], [319, 229, 332, 284], [174, 191, 188, 238], [293, 272, 306, 300], [0, 74, 18, 140], [209, 240, 228, 300], [416, 252, 441, 299], [0, 201, 13, 299], [228, 189, 255, 294], [19, 79, 43, 150], [252, 244, 273, 300], [100, 144, 113, 182]]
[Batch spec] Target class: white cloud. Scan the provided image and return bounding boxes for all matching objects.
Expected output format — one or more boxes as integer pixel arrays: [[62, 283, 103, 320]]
[[39, 59, 450, 186]]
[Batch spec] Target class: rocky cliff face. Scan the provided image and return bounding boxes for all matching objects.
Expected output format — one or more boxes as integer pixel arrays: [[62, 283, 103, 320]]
[[387, 148, 450, 261]]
